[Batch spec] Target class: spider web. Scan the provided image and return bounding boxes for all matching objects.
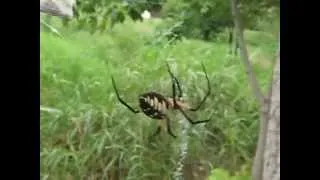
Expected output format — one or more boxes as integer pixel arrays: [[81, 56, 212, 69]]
[[173, 115, 190, 180]]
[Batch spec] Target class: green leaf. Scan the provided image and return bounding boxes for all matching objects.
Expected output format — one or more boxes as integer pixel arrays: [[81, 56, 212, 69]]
[[209, 168, 230, 180], [230, 175, 251, 180]]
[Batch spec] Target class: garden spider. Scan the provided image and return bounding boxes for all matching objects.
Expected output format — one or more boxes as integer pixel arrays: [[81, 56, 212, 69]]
[[111, 62, 211, 138]]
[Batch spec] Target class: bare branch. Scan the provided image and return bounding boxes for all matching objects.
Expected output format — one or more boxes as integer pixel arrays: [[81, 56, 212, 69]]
[[229, 0, 264, 105]]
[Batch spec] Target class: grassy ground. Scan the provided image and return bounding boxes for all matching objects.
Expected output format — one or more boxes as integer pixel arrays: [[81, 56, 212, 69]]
[[40, 18, 278, 180]]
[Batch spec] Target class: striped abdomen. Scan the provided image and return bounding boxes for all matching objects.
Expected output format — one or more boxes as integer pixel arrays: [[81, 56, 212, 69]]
[[138, 92, 169, 119]]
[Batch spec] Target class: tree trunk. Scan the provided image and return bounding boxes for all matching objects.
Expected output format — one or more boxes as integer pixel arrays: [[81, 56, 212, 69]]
[[229, 0, 280, 179], [40, 0, 75, 18], [262, 52, 280, 180]]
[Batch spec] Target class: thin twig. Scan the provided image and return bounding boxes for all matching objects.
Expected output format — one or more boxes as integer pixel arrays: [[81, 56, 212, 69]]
[[40, 19, 64, 38], [40, 105, 63, 114]]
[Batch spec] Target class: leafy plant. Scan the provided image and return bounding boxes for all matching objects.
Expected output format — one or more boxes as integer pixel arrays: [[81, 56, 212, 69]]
[[208, 167, 251, 180]]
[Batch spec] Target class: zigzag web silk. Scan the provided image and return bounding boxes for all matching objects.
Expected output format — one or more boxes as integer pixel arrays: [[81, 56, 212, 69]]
[[173, 114, 190, 180], [171, 62, 208, 180]]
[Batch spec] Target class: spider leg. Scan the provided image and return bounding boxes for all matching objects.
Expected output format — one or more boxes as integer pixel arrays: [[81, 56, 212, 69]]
[[189, 62, 211, 111], [148, 126, 161, 140], [177, 106, 210, 124], [173, 76, 183, 100], [164, 115, 177, 138], [111, 76, 140, 114], [165, 62, 183, 100], [148, 116, 176, 139], [166, 62, 210, 125]]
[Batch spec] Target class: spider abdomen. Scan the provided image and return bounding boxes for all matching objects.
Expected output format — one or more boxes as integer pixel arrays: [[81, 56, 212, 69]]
[[138, 92, 169, 119]]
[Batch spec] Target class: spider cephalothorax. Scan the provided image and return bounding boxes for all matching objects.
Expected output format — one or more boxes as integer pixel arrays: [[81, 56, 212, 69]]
[[111, 62, 211, 138]]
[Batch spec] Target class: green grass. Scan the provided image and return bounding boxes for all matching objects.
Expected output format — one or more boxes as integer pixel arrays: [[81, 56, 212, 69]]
[[40, 18, 277, 180]]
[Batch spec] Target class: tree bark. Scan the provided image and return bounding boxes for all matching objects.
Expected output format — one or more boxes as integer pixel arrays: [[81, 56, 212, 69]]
[[229, 0, 280, 180], [40, 0, 75, 18], [230, 1, 267, 179], [262, 53, 280, 180]]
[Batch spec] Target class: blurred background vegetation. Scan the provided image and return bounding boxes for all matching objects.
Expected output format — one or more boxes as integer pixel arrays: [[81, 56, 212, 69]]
[[40, 0, 279, 179]]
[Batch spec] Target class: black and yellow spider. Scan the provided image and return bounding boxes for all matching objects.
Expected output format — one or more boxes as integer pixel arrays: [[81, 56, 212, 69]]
[[111, 62, 211, 138]]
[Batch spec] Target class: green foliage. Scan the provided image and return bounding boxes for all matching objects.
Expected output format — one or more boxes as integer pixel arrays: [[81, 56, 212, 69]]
[[152, 19, 185, 44], [40, 18, 277, 179], [160, 0, 279, 41], [67, 0, 163, 33], [208, 168, 251, 180], [161, 0, 233, 40], [208, 163, 251, 180], [64, 0, 279, 38], [71, 1, 127, 33], [254, 6, 279, 34]]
